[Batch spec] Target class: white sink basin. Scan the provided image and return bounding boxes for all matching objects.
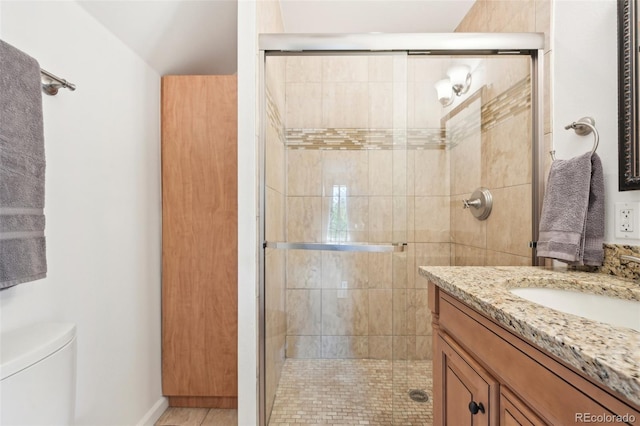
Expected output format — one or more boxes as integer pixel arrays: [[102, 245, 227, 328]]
[[510, 287, 640, 332]]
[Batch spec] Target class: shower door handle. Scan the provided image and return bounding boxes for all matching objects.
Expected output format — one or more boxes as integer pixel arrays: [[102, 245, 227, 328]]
[[264, 242, 407, 253]]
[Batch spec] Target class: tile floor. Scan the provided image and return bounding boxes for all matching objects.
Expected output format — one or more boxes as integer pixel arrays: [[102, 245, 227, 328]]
[[269, 359, 433, 425], [155, 359, 433, 426]]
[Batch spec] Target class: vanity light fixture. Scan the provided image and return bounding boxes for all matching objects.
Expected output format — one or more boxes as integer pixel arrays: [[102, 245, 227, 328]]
[[447, 65, 472, 96], [434, 78, 454, 107], [434, 65, 472, 107]]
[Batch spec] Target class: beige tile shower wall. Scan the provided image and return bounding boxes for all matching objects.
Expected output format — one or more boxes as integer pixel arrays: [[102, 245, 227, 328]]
[[452, 0, 553, 266], [264, 56, 287, 417], [482, 80, 533, 263], [448, 64, 533, 265], [285, 56, 397, 130], [284, 55, 446, 361]]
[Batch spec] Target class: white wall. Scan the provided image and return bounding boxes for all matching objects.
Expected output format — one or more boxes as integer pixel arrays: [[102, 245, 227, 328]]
[[0, 2, 164, 425], [554, 0, 640, 245]]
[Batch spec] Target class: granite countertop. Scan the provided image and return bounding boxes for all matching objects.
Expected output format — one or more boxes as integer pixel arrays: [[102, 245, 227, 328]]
[[418, 266, 640, 407]]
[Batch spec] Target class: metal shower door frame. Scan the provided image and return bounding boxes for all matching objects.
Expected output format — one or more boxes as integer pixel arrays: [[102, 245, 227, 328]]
[[258, 32, 545, 426]]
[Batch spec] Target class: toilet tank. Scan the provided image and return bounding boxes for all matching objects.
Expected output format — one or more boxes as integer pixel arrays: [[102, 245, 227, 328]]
[[0, 323, 77, 425]]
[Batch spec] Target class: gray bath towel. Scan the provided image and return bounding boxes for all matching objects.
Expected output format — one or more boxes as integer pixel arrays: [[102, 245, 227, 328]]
[[537, 152, 604, 266], [0, 40, 47, 289]]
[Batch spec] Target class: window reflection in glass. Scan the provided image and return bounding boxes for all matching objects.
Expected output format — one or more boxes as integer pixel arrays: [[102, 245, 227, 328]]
[[327, 184, 348, 242]]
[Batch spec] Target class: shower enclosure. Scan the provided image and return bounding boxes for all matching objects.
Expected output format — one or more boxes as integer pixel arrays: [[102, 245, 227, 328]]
[[259, 34, 544, 425]]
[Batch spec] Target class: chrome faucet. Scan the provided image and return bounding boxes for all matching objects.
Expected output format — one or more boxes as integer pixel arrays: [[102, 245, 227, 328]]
[[620, 255, 640, 264]]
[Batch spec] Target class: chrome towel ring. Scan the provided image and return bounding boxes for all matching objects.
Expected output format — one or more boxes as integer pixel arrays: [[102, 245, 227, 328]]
[[550, 116, 599, 161]]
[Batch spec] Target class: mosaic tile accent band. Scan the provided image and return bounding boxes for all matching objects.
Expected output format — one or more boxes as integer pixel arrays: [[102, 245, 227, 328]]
[[285, 128, 446, 150], [283, 77, 531, 151], [481, 76, 531, 132], [266, 87, 285, 142], [443, 96, 481, 148]]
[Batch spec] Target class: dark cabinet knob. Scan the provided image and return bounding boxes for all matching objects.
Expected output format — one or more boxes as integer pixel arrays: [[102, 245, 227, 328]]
[[468, 401, 485, 415]]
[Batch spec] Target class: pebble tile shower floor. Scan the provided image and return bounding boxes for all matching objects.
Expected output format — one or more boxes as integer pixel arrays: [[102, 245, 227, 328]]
[[269, 359, 433, 425]]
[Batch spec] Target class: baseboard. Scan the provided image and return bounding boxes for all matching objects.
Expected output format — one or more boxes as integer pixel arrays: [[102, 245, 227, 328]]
[[136, 396, 169, 426], [168, 396, 238, 408]]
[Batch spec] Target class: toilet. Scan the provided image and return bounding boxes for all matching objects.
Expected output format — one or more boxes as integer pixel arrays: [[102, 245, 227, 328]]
[[0, 323, 77, 425]]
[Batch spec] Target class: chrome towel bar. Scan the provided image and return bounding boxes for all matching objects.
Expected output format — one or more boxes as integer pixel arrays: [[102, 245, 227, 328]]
[[41, 69, 76, 96], [264, 241, 407, 253]]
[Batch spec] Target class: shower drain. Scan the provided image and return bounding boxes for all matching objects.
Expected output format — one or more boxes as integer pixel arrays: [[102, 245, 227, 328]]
[[408, 389, 429, 403]]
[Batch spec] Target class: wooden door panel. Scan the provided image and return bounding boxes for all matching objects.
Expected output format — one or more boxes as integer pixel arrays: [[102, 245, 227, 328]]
[[445, 364, 474, 425], [439, 334, 498, 426], [162, 76, 238, 401]]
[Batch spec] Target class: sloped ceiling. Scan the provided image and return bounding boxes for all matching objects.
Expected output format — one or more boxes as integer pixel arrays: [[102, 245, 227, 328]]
[[79, 0, 475, 75], [78, 0, 238, 75]]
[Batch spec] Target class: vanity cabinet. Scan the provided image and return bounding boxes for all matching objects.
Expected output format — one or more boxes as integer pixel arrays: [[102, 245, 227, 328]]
[[161, 76, 238, 408], [429, 282, 640, 426], [439, 333, 498, 425], [500, 388, 545, 426]]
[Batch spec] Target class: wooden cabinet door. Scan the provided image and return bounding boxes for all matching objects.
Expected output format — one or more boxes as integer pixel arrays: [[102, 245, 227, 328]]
[[161, 76, 238, 407], [439, 334, 499, 426], [500, 388, 547, 426]]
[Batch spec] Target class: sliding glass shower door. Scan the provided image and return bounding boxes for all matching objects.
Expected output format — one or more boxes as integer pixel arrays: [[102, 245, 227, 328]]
[[262, 52, 412, 424], [259, 34, 542, 425]]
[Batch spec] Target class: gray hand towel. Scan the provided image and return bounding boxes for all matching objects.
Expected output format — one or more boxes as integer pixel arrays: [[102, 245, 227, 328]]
[[537, 152, 604, 265], [0, 39, 47, 289], [582, 153, 605, 265]]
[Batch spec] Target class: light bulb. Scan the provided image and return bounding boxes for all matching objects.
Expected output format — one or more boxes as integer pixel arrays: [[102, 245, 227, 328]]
[[447, 65, 471, 96], [434, 78, 454, 107]]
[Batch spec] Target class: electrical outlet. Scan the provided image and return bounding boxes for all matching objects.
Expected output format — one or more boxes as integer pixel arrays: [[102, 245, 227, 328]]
[[615, 202, 640, 239], [621, 209, 633, 232]]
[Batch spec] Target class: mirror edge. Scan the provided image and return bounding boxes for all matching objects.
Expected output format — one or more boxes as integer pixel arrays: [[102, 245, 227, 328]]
[[618, 0, 640, 190]]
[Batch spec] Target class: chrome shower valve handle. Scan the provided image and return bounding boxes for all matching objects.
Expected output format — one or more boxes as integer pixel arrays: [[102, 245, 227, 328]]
[[462, 187, 493, 221], [462, 198, 482, 209]]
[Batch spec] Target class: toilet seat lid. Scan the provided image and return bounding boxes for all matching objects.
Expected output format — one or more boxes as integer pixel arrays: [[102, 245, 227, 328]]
[[0, 322, 76, 380]]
